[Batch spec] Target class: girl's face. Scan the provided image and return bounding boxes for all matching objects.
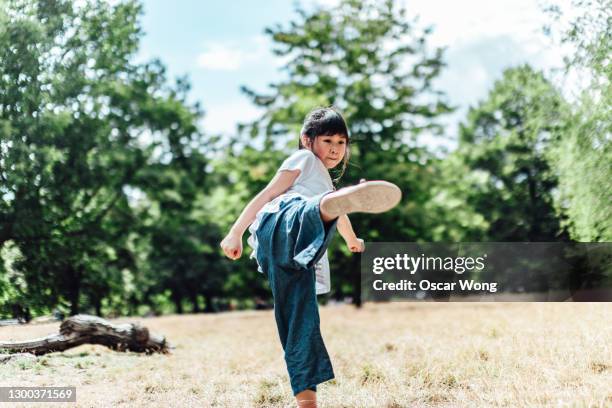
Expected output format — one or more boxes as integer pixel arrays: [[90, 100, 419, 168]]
[[302, 134, 347, 169]]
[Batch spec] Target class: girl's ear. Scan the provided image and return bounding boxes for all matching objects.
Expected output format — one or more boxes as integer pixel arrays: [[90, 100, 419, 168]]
[[300, 134, 311, 149]]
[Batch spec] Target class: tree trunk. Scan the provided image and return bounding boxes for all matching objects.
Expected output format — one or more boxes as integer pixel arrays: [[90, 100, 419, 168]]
[[67, 266, 82, 316], [352, 256, 362, 308], [0, 315, 170, 356], [526, 167, 541, 240], [203, 291, 216, 313], [94, 299, 102, 317], [190, 293, 200, 313], [173, 294, 183, 314]]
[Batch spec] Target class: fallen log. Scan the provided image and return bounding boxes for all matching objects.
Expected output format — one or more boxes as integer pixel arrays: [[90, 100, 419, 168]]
[[0, 314, 170, 356]]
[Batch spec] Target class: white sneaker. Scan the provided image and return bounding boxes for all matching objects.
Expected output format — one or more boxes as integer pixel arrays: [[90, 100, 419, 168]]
[[321, 181, 402, 217]]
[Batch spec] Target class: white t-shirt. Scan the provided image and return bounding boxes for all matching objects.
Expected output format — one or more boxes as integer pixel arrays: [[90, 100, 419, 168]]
[[279, 149, 334, 197], [247, 149, 335, 294]]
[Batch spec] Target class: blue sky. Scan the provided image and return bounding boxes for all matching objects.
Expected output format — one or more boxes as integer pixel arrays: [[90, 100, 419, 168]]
[[136, 0, 568, 144]]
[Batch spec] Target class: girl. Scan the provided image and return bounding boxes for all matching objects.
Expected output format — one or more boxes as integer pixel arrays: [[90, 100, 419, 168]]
[[220, 107, 401, 407]]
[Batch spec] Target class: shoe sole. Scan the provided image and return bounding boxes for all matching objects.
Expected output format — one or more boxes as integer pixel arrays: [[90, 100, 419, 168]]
[[321, 181, 402, 217]]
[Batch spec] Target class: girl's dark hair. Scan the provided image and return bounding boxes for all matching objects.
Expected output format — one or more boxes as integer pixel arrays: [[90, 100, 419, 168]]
[[299, 107, 350, 183]]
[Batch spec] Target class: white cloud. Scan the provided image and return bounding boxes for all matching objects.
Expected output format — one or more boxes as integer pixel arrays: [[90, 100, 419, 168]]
[[196, 45, 247, 71], [403, 0, 548, 48], [202, 99, 264, 135], [394, 0, 572, 136], [196, 35, 274, 71], [311, 0, 341, 7]]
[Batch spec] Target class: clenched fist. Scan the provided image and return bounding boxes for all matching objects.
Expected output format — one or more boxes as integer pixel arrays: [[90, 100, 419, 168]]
[[220, 232, 243, 260], [347, 237, 365, 253]]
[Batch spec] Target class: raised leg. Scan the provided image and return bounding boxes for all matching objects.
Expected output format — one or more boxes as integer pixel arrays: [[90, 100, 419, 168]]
[[320, 180, 402, 222]]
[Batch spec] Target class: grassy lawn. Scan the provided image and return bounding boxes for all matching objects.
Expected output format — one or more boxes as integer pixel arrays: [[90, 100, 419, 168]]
[[1, 303, 610, 407]]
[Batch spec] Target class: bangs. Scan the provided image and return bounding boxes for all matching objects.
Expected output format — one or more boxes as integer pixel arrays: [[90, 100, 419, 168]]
[[301, 107, 350, 139]]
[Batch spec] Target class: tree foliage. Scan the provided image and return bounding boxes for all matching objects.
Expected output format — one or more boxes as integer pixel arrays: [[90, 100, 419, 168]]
[[544, 0, 611, 241], [433, 65, 570, 241], [0, 0, 223, 316]]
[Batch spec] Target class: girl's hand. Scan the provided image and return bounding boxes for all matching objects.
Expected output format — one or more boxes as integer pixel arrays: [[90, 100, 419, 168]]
[[347, 238, 365, 253], [220, 232, 243, 260]]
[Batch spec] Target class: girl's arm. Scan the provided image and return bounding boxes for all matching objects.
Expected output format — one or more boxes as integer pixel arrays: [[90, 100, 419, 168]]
[[337, 214, 365, 252], [220, 169, 300, 260], [337, 178, 366, 253]]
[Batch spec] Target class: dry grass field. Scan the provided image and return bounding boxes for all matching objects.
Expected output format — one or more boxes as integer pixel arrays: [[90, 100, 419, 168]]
[[1, 302, 611, 407]]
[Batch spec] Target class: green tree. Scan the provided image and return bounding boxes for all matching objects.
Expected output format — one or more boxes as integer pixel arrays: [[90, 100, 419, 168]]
[[210, 144, 286, 307], [139, 157, 229, 314], [238, 0, 453, 305], [544, 0, 611, 241], [0, 0, 208, 315], [437, 65, 570, 242]]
